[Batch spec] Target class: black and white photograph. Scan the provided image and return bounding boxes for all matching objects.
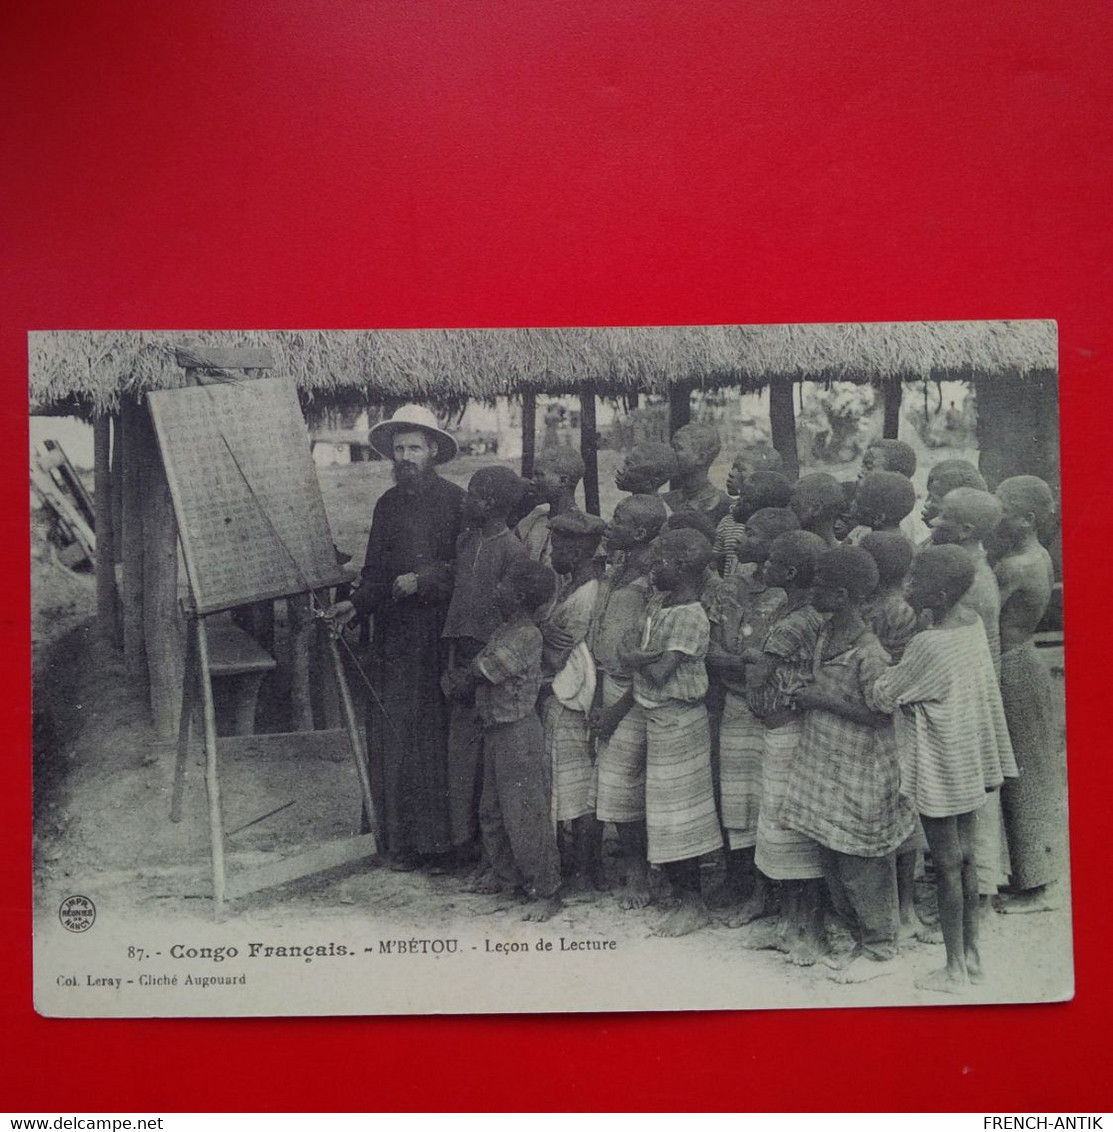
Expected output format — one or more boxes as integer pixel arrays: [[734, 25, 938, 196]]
[[30, 321, 1071, 1017]]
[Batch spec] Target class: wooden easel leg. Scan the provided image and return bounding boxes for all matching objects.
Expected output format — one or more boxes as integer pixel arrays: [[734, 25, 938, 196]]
[[170, 618, 199, 822], [325, 628, 378, 845], [195, 617, 228, 917]]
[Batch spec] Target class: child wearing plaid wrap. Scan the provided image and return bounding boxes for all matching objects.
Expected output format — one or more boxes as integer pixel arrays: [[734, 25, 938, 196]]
[[782, 546, 916, 980]]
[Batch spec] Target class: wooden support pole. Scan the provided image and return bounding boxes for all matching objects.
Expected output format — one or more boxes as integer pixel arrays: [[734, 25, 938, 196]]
[[93, 415, 118, 643], [520, 390, 537, 480], [195, 618, 227, 917], [140, 403, 184, 738], [110, 413, 123, 564], [120, 398, 148, 694], [769, 378, 800, 479], [170, 618, 199, 823], [327, 630, 377, 834], [668, 383, 692, 436], [579, 384, 600, 516], [882, 380, 903, 439], [288, 593, 315, 731]]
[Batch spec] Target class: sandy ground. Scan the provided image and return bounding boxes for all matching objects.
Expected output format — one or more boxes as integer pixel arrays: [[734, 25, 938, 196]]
[[31, 445, 1074, 1016]]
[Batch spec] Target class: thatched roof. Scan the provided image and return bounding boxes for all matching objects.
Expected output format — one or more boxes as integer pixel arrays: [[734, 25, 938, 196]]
[[29, 321, 1057, 418]]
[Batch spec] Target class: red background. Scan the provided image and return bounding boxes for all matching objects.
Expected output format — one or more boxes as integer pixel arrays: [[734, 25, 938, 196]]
[[3, 0, 1110, 1112]]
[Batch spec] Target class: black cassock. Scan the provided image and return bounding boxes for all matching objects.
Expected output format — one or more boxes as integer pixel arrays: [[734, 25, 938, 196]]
[[350, 471, 467, 855]]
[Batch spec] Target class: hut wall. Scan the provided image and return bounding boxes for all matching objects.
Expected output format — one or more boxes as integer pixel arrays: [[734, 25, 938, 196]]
[[974, 372, 1060, 494]]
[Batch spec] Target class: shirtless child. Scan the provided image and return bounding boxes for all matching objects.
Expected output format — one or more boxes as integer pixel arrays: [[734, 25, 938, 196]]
[[664, 423, 732, 526], [993, 476, 1063, 915], [614, 441, 678, 500]]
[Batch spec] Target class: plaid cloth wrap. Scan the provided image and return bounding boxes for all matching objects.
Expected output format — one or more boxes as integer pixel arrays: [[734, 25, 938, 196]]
[[780, 624, 915, 857], [633, 597, 709, 709], [746, 604, 825, 722]]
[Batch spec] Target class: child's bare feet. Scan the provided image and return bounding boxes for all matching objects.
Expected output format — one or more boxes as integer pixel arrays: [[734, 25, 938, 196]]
[[617, 878, 652, 910], [899, 909, 931, 944], [788, 936, 827, 967], [914, 923, 944, 945], [741, 919, 790, 953], [965, 947, 984, 985], [915, 966, 970, 995], [720, 888, 769, 928], [996, 884, 1060, 915], [828, 953, 896, 985], [522, 895, 562, 922], [463, 869, 501, 895], [652, 895, 711, 937]]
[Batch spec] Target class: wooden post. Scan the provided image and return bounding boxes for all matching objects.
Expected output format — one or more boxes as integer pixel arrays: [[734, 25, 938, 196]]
[[520, 390, 537, 479], [120, 397, 148, 694], [140, 403, 184, 738], [882, 380, 902, 439], [110, 412, 123, 564], [109, 413, 124, 646], [579, 384, 600, 516], [93, 415, 118, 642], [194, 617, 227, 916], [769, 378, 800, 479], [668, 382, 691, 435], [288, 593, 315, 731]]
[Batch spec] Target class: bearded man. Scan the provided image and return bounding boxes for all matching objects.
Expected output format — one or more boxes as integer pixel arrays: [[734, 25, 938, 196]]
[[327, 405, 466, 869]]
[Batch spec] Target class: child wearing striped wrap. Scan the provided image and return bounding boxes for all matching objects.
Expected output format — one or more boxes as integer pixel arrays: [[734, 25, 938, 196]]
[[588, 494, 668, 912], [868, 545, 1017, 995], [704, 506, 799, 925], [617, 527, 723, 938], [742, 529, 828, 961], [540, 510, 607, 892]]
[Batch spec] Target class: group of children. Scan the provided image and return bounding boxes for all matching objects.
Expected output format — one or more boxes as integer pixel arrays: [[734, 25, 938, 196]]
[[378, 425, 1062, 995]]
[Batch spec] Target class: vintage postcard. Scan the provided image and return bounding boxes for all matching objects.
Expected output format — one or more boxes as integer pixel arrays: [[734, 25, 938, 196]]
[[30, 321, 1071, 1017]]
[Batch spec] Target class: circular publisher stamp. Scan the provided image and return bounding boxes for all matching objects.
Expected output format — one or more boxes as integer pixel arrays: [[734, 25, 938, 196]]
[[59, 894, 96, 933]]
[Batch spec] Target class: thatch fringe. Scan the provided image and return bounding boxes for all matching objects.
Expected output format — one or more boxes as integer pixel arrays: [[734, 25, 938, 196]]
[[29, 321, 1057, 418]]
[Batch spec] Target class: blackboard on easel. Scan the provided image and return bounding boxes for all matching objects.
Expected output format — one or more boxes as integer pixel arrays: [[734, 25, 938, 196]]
[[148, 377, 350, 614], [147, 374, 375, 917]]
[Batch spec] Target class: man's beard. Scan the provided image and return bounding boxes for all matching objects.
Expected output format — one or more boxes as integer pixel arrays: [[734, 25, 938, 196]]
[[392, 459, 435, 487]]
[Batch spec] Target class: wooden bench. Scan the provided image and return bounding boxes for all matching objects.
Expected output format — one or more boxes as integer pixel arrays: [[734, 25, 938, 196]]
[[206, 622, 277, 736]]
